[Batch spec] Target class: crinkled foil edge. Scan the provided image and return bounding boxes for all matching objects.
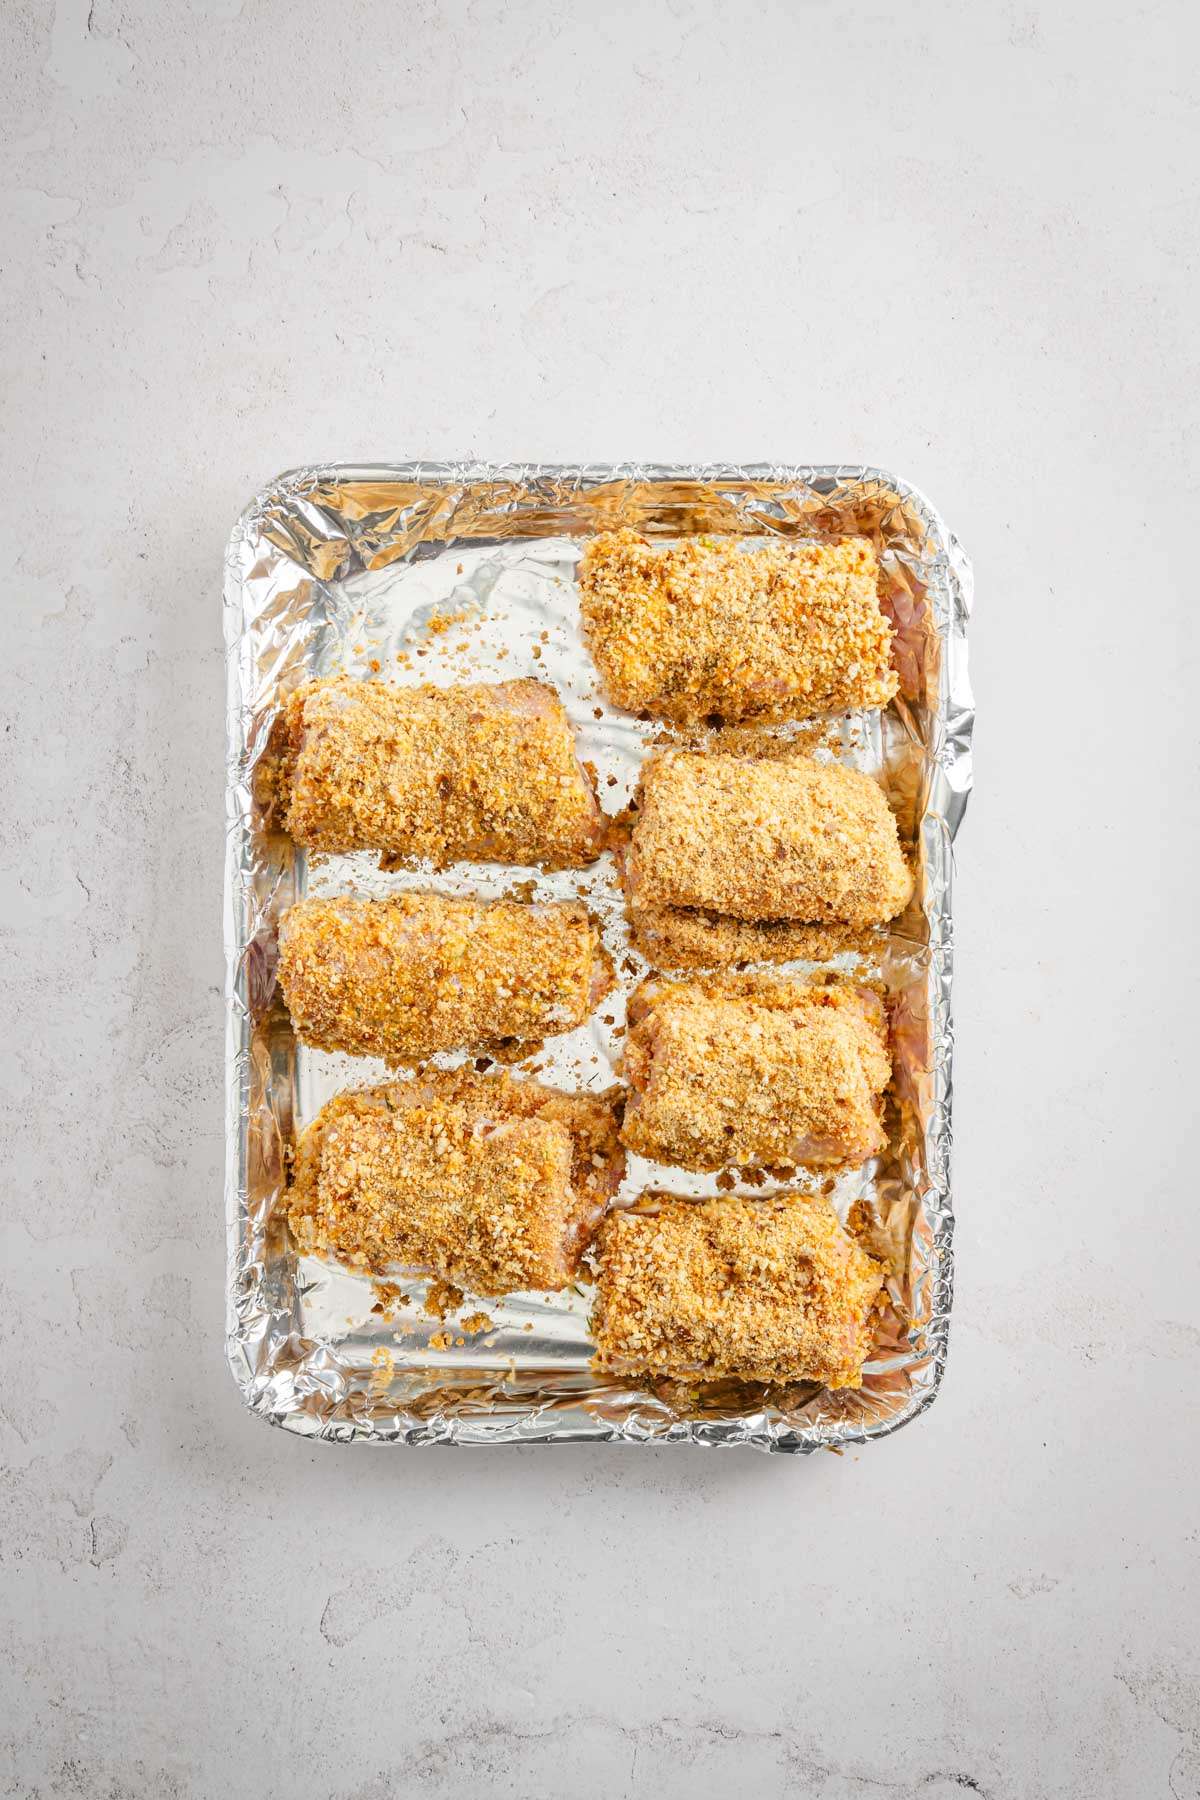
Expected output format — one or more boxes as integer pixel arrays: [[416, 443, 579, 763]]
[[223, 463, 974, 1453]]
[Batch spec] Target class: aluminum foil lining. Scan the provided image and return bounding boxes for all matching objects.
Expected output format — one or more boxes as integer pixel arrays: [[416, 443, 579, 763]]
[[223, 464, 974, 1453]]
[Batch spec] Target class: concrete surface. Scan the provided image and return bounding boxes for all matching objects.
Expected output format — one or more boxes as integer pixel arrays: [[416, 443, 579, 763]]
[[2, 1, 1197, 1796]]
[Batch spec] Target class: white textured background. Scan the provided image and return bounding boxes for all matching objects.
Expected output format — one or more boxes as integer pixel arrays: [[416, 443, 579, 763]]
[[2, 2, 1197, 1797]]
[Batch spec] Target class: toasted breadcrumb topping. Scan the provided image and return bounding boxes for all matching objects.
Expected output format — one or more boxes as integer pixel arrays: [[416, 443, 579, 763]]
[[590, 1193, 886, 1388], [278, 891, 611, 1063], [626, 750, 912, 926], [279, 676, 606, 868], [620, 975, 891, 1172], [578, 529, 897, 722], [289, 1068, 625, 1293]]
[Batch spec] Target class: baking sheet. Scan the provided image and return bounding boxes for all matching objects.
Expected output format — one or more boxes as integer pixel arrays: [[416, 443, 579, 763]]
[[223, 464, 973, 1451]]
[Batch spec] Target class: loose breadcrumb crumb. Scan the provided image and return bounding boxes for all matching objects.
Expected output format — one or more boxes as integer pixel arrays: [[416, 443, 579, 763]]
[[422, 1280, 465, 1321], [620, 975, 891, 1171], [590, 1192, 886, 1388], [578, 530, 897, 722], [461, 1311, 495, 1336], [369, 1278, 410, 1323], [277, 892, 612, 1062]]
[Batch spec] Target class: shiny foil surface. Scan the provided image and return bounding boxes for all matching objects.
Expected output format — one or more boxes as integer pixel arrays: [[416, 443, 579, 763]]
[[223, 464, 974, 1452]]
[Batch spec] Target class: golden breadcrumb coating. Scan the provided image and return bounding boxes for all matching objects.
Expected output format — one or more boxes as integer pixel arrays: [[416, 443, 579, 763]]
[[288, 1067, 625, 1293], [278, 676, 606, 868], [577, 529, 898, 722], [626, 750, 912, 927], [627, 901, 863, 971], [277, 891, 611, 1062], [590, 1193, 886, 1388], [620, 975, 891, 1171]]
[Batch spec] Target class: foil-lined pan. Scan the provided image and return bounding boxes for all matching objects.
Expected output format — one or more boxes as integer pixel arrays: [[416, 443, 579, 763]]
[[223, 464, 973, 1452]]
